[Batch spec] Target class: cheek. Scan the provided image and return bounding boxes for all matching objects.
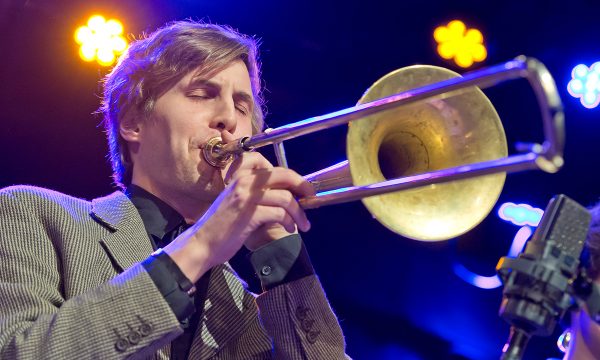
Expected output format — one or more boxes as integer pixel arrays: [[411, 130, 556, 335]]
[[236, 117, 254, 137]]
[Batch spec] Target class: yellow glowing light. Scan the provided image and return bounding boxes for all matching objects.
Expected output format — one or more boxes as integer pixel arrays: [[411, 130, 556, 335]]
[[75, 15, 128, 67], [105, 19, 124, 35], [87, 15, 106, 31], [433, 20, 487, 68], [79, 44, 96, 62], [111, 36, 128, 52], [74, 26, 92, 44]]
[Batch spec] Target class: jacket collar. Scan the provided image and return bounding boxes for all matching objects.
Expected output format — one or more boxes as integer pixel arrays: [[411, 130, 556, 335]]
[[91, 191, 154, 272]]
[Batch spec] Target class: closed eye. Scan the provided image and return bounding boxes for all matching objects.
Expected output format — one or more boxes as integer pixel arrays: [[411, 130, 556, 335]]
[[235, 103, 250, 116], [233, 93, 253, 117], [187, 89, 216, 99]]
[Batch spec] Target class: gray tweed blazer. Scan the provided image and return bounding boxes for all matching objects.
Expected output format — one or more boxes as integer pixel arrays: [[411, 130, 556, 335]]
[[0, 186, 347, 359]]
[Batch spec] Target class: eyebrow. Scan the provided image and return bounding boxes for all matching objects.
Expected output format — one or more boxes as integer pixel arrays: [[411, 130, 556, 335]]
[[186, 77, 254, 109]]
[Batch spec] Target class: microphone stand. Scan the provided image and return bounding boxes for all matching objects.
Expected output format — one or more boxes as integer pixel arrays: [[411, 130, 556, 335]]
[[496, 256, 600, 360], [500, 327, 531, 360]]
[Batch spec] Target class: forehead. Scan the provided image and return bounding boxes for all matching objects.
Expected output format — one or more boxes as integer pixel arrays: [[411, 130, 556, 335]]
[[184, 60, 252, 89]]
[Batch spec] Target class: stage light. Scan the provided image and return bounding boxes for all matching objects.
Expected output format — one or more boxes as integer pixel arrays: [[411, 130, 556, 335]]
[[568, 62, 600, 109], [434, 20, 487, 68], [455, 203, 541, 289], [506, 226, 533, 257], [453, 263, 502, 289], [453, 226, 534, 289], [498, 202, 543, 227], [74, 15, 128, 67]]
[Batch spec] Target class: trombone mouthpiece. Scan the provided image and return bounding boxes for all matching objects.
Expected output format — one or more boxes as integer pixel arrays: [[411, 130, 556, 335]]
[[202, 137, 233, 169]]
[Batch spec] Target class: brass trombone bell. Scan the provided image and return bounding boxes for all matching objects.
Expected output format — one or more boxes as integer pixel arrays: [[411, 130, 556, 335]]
[[347, 65, 507, 240], [203, 56, 565, 241]]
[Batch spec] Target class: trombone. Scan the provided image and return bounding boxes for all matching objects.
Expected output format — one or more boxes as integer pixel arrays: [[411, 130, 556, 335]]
[[202, 56, 564, 241]]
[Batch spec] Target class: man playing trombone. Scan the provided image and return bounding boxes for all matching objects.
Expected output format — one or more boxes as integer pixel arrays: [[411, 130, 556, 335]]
[[0, 20, 348, 359]]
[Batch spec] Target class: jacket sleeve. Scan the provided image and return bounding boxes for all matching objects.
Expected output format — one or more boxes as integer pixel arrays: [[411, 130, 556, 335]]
[[0, 190, 182, 359], [256, 275, 350, 360]]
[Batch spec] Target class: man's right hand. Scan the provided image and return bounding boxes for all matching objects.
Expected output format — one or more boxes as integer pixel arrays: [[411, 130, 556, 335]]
[[162, 152, 314, 284]]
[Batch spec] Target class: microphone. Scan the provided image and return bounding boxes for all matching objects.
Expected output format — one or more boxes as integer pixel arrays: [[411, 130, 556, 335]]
[[496, 194, 591, 360]]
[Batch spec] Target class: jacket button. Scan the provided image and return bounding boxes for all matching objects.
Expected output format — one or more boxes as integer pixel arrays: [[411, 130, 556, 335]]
[[115, 338, 130, 352], [296, 306, 309, 320], [301, 318, 315, 332], [138, 321, 154, 336], [307, 330, 321, 344], [127, 330, 142, 345]]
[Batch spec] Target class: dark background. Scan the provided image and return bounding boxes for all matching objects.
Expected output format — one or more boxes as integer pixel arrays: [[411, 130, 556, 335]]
[[1, 0, 599, 359]]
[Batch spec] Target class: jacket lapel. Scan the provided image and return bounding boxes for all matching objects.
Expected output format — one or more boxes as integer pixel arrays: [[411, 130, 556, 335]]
[[188, 264, 257, 359], [91, 191, 154, 272]]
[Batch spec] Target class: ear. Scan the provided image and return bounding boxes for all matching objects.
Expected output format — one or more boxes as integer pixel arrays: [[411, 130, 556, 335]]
[[119, 113, 142, 143]]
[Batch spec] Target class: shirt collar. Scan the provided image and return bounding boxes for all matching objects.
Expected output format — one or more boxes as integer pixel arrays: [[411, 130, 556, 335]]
[[126, 184, 185, 240]]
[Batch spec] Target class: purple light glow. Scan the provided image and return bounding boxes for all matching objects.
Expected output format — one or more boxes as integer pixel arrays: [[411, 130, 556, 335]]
[[454, 225, 533, 289], [453, 263, 502, 289]]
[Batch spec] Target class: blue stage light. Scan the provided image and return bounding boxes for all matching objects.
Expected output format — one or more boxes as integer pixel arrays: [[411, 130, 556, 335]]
[[568, 62, 600, 109], [498, 202, 543, 227], [453, 226, 533, 289], [454, 203, 541, 289], [453, 263, 502, 289]]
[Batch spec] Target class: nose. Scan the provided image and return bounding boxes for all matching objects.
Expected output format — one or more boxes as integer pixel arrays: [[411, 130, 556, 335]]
[[211, 97, 237, 134]]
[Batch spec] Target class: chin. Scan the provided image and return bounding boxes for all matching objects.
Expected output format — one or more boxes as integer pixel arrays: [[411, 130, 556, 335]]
[[191, 169, 224, 198], [194, 159, 223, 183], [202, 181, 224, 198]]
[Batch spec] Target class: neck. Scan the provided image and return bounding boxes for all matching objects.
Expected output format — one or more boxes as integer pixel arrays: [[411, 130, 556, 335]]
[[129, 181, 214, 223]]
